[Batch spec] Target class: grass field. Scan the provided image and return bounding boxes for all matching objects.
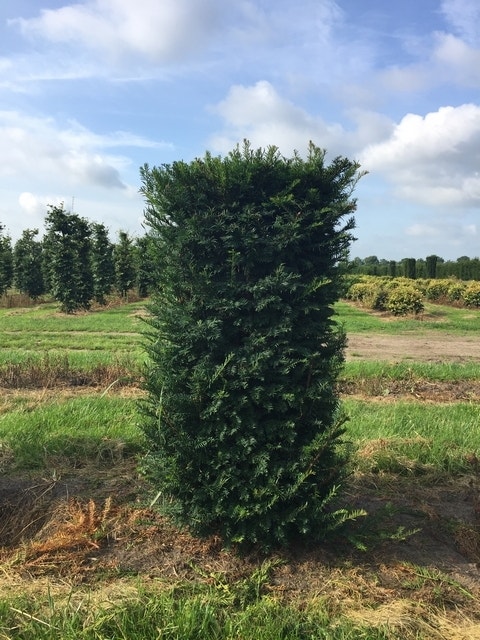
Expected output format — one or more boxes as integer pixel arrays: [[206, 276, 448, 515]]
[[336, 299, 480, 334], [0, 299, 479, 639]]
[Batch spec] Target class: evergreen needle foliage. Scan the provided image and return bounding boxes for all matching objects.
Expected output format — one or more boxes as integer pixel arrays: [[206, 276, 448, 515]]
[[140, 141, 363, 548]]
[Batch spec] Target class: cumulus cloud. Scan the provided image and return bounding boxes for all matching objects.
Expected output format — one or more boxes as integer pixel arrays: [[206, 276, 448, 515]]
[[360, 104, 480, 209], [0, 110, 166, 190], [210, 80, 397, 164], [210, 81, 349, 156], [12, 0, 223, 66]]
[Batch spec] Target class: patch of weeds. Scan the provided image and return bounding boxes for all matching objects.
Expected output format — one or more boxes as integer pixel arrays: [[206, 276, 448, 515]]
[[398, 563, 475, 607], [189, 559, 283, 608], [342, 503, 420, 552]]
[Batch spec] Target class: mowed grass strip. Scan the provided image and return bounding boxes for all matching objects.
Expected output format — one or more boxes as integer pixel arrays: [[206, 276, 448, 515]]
[[342, 360, 480, 383], [0, 566, 477, 640], [336, 300, 480, 335], [344, 399, 480, 475], [0, 301, 147, 386], [1, 393, 478, 478], [0, 395, 144, 469], [0, 301, 147, 333]]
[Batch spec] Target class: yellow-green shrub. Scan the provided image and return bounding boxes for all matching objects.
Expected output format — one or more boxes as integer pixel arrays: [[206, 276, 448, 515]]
[[347, 281, 387, 310], [462, 282, 480, 307], [385, 285, 424, 316], [425, 279, 451, 302]]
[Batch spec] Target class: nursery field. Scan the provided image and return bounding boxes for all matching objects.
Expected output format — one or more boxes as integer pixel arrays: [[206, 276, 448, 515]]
[[0, 299, 479, 639]]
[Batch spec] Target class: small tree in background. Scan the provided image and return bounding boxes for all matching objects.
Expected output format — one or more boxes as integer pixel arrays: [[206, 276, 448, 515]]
[[43, 204, 93, 313], [91, 223, 115, 305], [0, 223, 13, 296], [403, 257, 416, 279], [134, 234, 157, 298], [13, 229, 45, 300], [114, 230, 135, 298], [140, 142, 363, 549]]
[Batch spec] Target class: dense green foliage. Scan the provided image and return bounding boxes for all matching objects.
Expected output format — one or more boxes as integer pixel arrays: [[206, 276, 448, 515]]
[[0, 223, 13, 295], [350, 254, 480, 280], [140, 142, 362, 548], [91, 222, 115, 304], [114, 230, 136, 297], [43, 204, 94, 313], [134, 234, 158, 297], [2, 213, 154, 310], [12, 228, 45, 299]]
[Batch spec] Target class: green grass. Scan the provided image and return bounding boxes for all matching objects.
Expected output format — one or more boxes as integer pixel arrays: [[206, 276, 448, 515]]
[[0, 302, 145, 364], [344, 399, 479, 475], [0, 395, 144, 469], [0, 581, 390, 640], [0, 301, 146, 332], [0, 349, 142, 368], [0, 301, 147, 386], [0, 299, 479, 638], [335, 300, 480, 334], [341, 360, 480, 383], [1, 393, 477, 478]]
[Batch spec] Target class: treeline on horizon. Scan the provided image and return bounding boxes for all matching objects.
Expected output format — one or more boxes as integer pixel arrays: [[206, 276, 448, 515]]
[[348, 254, 480, 280]]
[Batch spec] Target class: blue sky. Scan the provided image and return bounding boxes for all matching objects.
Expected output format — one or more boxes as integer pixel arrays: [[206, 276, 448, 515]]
[[1, 0, 479, 260]]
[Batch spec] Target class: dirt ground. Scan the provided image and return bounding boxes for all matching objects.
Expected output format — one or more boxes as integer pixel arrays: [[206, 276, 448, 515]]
[[347, 333, 480, 363], [344, 333, 480, 402], [1, 332, 480, 635]]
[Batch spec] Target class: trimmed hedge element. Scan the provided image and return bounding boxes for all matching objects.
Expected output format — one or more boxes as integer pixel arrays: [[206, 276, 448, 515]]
[[140, 142, 363, 548]]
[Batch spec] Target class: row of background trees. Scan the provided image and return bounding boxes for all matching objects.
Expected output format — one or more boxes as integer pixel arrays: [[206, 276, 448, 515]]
[[2, 207, 480, 313], [349, 254, 480, 280], [0, 205, 156, 312]]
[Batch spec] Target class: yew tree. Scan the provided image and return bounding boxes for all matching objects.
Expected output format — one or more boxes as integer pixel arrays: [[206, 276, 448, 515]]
[[43, 204, 93, 313], [140, 142, 363, 548], [13, 229, 45, 300]]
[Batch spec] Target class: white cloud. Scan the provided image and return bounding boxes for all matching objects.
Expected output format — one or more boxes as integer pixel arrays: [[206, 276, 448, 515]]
[[441, 0, 480, 46], [209, 81, 341, 155], [18, 192, 64, 217], [0, 110, 167, 190], [12, 0, 223, 66], [360, 104, 480, 209], [210, 81, 399, 165], [432, 33, 480, 87], [406, 223, 442, 237], [406, 220, 477, 254]]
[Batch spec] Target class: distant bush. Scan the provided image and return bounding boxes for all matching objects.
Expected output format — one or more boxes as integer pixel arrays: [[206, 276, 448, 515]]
[[385, 286, 424, 316], [344, 275, 480, 313], [447, 282, 466, 303], [462, 282, 480, 307], [425, 280, 450, 302], [347, 281, 387, 310]]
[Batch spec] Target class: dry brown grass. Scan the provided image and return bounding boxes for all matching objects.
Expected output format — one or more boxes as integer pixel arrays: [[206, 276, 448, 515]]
[[0, 358, 139, 390]]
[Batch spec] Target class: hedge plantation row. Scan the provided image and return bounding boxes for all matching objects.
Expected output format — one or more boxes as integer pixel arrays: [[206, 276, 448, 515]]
[[345, 275, 480, 315]]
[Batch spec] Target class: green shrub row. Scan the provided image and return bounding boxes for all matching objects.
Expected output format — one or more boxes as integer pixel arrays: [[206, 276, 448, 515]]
[[345, 275, 480, 315]]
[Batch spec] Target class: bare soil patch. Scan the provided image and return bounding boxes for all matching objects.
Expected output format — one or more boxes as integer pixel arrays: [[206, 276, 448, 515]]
[[347, 333, 480, 364]]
